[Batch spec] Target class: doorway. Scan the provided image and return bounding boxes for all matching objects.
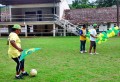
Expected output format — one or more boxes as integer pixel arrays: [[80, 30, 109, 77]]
[[37, 10, 42, 21]]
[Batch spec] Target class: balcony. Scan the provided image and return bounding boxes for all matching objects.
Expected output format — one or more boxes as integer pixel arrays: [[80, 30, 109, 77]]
[[0, 14, 58, 25]]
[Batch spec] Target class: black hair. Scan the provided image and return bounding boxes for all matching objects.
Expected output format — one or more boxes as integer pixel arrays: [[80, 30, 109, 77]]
[[114, 24, 116, 26], [12, 28, 17, 32], [83, 24, 86, 28]]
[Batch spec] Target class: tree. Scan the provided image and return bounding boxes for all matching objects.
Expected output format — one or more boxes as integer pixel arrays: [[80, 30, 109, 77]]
[[71, 0, 96, 9], [96, 0, 120, 8], [71, 0, 80, 9]]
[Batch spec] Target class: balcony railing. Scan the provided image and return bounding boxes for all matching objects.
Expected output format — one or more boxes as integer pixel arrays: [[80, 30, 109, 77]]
[[0, 14, 58, 22]]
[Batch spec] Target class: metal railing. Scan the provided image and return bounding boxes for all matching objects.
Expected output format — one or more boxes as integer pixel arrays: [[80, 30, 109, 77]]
[[0, 14, 80, 36], [54, 14, 79, 35], [0, 28, 76, 37], [0, 14, 57, 22]]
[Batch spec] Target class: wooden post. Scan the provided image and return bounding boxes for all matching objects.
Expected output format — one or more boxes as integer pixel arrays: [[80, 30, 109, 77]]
[[117, 0, 119, 27]]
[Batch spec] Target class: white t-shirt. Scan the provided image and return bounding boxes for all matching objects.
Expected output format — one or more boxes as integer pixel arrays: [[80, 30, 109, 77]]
[[90, 29, 97, 41]]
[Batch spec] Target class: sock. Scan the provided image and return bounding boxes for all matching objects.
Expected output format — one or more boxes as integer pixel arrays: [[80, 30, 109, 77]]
[[16, 75, 19, 77], [22, 71, 26, 73]]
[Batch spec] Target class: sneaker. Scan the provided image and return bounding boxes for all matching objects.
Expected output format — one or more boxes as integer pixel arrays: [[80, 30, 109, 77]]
[[93, 52, 99, 55], [21, 72, 29, 76], [83, 50, 87, 53], [15, 75, 23, 79], [80, 51, 83, 53], [89, 53, 93, 55]]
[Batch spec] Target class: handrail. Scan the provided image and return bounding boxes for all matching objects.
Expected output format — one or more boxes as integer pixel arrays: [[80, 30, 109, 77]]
[[54, 14, 79, 35], [54, 14, 79, 27], [0, 14, 57, 22], [0, 14, 55, 16], [0, 14, 80, 35]]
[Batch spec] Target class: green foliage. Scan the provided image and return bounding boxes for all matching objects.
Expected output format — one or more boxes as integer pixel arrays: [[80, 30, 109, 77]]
[[0, 37, 120, 82], [71, 0, 96, 9], [96, 0, 120, 8], [70, 0, 120, 9]]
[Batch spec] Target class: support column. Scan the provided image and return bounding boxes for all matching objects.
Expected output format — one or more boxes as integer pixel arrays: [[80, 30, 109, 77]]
[[9, 6, 12, 22], [63, 28, 66, 36], [53, 24, 55, 37], [0, 30, 1, 37], [24, 22, 27, 37], [63, 20, 66, 36]]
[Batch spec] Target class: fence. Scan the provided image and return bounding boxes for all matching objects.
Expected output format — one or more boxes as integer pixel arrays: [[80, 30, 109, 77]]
[[0, 27, 76, 37]]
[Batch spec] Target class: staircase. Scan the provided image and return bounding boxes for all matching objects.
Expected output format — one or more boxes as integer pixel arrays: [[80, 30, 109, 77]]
[[55, 16, 80, 36]]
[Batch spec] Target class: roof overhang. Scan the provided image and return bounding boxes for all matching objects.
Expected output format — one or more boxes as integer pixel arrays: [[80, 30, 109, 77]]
[[0, 0, 61, 5]]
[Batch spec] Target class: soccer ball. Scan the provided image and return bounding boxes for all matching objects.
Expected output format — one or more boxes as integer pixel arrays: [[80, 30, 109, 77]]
[[30, 69, 37, 76]]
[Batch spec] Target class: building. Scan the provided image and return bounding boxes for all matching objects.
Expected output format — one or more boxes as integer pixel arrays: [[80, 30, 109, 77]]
[[64, 7, 120, 32], [0, 0, 78, 37], [1, 1, 119, 36]]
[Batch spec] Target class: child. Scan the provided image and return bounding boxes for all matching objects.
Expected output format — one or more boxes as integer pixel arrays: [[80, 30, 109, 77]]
[[89, 23, 98, 55], [80, 24, 87, 53], [8, 24, 29, 79]]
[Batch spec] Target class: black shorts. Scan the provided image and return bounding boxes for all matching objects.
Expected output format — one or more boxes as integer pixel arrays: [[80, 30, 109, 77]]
[[90, 41, 96, 49]]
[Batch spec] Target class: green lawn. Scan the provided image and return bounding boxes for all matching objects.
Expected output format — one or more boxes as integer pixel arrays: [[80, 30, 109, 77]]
[[0, 36, 120, 82]]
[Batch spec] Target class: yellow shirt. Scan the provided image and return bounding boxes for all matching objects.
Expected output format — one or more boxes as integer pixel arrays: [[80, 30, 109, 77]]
[[8, 32, 21, 58], [80, 28, 86, 40]]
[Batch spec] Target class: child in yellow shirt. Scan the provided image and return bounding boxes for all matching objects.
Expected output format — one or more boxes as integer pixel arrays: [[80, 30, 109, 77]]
[[8, 24, 28, 79]]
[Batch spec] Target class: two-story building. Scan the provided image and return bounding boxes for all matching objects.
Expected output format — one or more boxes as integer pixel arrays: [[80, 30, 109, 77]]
[[0, 0, 75, 37]]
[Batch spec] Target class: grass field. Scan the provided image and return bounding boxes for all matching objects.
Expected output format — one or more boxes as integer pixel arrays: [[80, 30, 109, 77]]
[[0, 36, 120, 82]]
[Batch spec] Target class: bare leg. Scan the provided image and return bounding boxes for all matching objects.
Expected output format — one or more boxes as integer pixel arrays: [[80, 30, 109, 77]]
[[94, 49, 96, 53], [89, 41, 93, 53], [89, 46, 92, 53], [93, 42, 96, 53]]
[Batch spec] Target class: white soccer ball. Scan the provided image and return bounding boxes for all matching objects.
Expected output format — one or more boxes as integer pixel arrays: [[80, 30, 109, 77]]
[[30, 69, 37, 76]]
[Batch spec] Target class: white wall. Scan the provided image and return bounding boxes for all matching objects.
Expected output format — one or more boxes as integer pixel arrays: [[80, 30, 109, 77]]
[[59, 0, 70, 19], [0, 27, 8, 33], [88, 24, 108, 31], [99, 24, 107, 31], [88, 25, 93, 30], [21, 26, 33, 32], [3, 1, 69, 21], [110, 23, 119, 28], [110, 23, 114, 28], [0, 26, 33, 33], [10, 3, 56, 8]]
